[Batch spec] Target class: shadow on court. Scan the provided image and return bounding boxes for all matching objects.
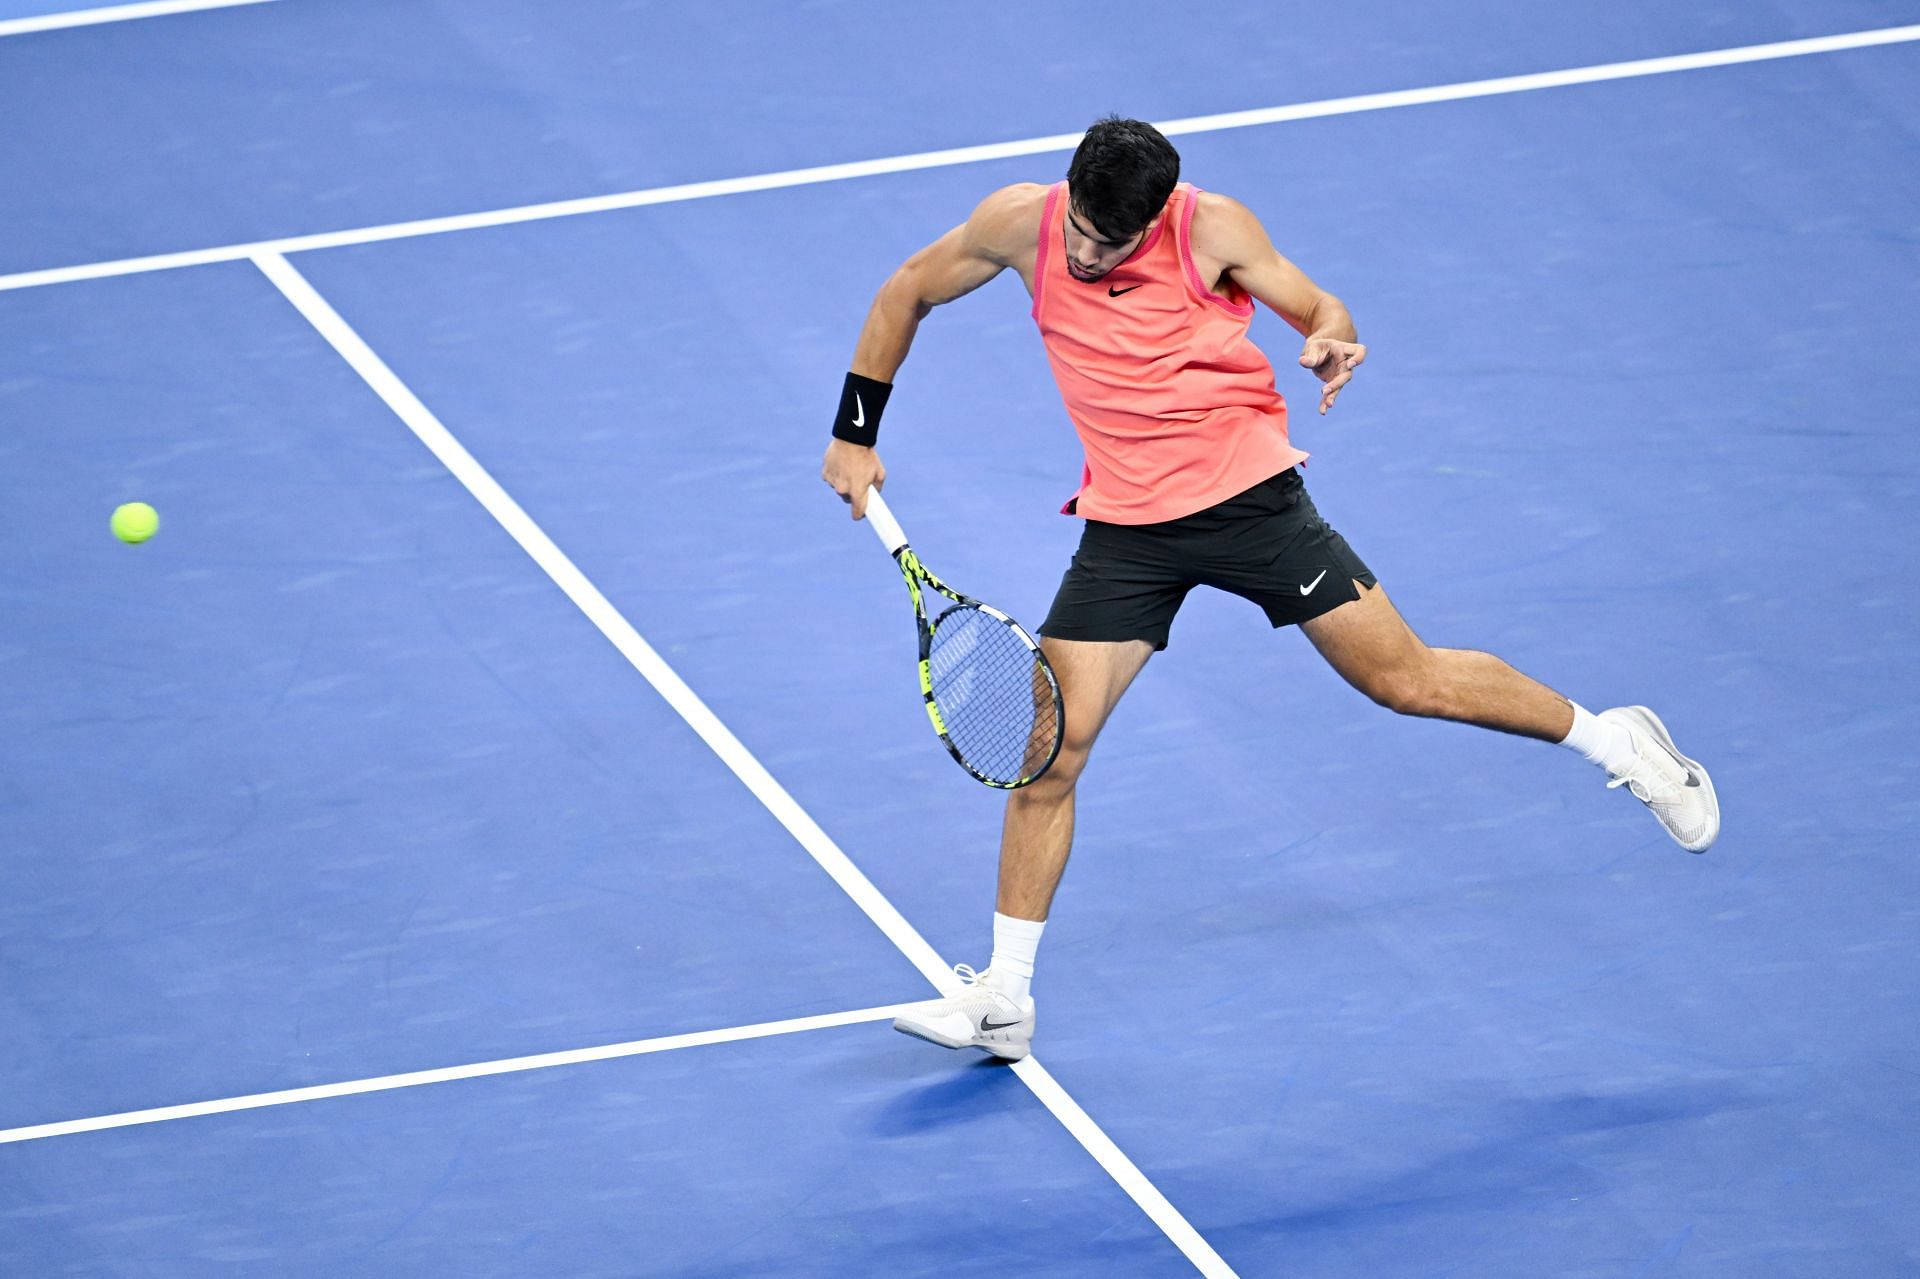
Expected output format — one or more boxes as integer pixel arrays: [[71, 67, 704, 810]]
[[868, 1055, 1026, 1138]]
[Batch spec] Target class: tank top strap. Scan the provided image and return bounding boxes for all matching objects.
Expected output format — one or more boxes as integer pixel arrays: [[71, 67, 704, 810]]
[[1171, 185, 1254, 316], [1031, 180, 1067, 321]]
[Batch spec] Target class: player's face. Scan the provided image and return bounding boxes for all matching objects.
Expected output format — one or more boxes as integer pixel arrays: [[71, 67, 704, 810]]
[[1063, 202, 1151, 282]]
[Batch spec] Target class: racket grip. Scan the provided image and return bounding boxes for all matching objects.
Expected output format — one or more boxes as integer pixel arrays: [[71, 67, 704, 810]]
[[862, 486, 909, 555]]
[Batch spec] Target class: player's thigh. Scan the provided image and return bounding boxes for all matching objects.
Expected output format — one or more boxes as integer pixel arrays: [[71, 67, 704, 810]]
[[1040, 636, 1154, 751], [1298, 581, 1430, 694]]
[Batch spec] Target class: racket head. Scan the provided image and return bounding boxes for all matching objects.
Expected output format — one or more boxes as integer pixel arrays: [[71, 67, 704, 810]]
[[925, 601, 1064, 789]]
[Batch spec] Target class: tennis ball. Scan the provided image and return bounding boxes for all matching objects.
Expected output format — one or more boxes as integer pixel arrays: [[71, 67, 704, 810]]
[[111, 502, 160, 544]]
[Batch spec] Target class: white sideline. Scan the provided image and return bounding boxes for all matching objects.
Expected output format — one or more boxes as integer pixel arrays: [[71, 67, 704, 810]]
[[249, 251, 956, 993], [250, 250, 1241, 1278], [0, 24, 1914, 293], [0, 1005, 911, 1146], [0, 0, 274, 38]]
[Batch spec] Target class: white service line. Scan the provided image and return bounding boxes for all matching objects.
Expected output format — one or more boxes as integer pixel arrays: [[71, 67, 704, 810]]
[[0, 0, 274, 38], [0, 1004, 910, 1146], [251, 250, 1241, 1279], [2, 23, 1915, 293]]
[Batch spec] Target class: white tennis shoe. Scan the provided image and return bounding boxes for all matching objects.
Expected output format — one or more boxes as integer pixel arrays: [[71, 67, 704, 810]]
[[1600, 705, 1720, 852], [892, 965, 1035, 1061]]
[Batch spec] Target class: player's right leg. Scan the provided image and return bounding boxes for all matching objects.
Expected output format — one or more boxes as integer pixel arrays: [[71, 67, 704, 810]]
[[996, 637, 1156, 919], [892, 637, 1153, 1060], [894, 508, 1190, 1060]]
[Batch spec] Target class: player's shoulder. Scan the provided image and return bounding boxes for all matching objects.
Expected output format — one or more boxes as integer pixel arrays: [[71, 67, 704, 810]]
[[964, 183, 1051, 259], [1187, 189, 1271, 258], [974, 182, 1052, 218]]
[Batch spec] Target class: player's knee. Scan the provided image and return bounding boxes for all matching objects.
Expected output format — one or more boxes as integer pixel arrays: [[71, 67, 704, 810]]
[[1362, 661, 1447, 720], [1053, 743, 1094, 787], [1030, 739, 1092, 792]]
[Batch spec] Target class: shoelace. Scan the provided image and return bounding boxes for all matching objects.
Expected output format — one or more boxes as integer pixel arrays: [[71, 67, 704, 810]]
[[950, 964, 1020, 1013], [1607, 737, 1687, 803]]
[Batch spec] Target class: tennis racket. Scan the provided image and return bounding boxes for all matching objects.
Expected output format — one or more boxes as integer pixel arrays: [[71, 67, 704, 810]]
[[862, 487, 1064, 789]]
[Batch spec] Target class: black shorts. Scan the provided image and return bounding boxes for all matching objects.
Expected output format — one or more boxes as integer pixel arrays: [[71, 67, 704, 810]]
[[1040, 469, 1376, 651]]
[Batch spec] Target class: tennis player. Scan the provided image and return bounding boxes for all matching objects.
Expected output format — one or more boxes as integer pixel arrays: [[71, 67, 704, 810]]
[[822, 117, 1718, 1061]]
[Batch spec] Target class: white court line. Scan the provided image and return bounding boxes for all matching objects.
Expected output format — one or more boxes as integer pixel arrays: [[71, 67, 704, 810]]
[[252, 250, 1240, 1279], [1, 23, 1915, 293], [248, 253, 955, 995], [0, 0, 274, 38], [0, 1004, 910, 1146]]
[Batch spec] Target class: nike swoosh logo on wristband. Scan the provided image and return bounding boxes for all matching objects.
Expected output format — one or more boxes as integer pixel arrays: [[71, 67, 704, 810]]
[[852, 394, 865, 429]]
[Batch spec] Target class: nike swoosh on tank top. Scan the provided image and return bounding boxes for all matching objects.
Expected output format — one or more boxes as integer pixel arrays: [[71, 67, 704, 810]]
[[1032, 181, 1309, 524]]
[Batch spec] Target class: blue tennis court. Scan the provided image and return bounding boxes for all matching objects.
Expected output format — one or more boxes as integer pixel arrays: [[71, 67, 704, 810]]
[[3, 3, 1917, 1274]]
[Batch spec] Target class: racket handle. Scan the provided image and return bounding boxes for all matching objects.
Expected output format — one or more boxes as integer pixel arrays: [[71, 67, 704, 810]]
[[862, 486, 909, 555]]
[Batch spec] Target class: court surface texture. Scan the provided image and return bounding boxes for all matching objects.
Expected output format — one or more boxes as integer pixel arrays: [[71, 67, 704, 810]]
[[3, 2, 1917, 1275]]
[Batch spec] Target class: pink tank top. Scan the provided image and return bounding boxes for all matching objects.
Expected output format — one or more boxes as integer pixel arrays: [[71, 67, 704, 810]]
[[1032, 181, 1308, 524]]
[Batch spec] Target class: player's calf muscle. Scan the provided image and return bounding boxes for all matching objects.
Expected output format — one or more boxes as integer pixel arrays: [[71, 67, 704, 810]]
[[1418, 647, 1572, 740]]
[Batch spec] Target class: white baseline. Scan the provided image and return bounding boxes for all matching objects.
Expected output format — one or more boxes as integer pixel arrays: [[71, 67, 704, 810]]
[[0, 1005, 909, 1146], [0, 23, 1914, 293], [0, 0, 275, 39], [250, 251, 1241, 1279]]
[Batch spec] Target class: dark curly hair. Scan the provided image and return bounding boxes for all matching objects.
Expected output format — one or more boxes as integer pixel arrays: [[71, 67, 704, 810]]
[[1065, 116, 1181, 240]]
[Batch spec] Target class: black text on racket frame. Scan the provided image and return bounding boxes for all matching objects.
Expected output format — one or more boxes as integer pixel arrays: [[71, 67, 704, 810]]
[[861, 487, 1064, 790]]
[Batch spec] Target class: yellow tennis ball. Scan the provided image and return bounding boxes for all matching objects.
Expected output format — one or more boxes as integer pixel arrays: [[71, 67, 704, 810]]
[[111, 502, 160, 544]]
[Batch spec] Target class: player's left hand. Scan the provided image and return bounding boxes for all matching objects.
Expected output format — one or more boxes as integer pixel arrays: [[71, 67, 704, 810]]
[[1299, 338, 1366, 415]]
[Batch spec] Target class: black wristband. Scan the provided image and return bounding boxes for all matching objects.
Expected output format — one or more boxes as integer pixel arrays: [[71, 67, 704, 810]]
[[832, 372, 891, 447]]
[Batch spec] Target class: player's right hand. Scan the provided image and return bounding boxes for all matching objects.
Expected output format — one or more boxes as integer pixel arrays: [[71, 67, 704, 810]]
[[822, 439, 887, 520]]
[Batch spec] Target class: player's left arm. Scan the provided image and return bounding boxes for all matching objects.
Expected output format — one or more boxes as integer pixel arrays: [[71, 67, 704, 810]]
[[1191, 192, 1365, 415]]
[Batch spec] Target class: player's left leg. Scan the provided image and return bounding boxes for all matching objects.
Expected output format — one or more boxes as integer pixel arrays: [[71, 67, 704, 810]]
[[1298, 579, 1572, 740], [1300, 581, 1720, 851]]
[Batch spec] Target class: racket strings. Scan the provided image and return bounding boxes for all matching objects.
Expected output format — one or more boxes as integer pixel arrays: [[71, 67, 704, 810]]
[[928, 607, 1060, 785]]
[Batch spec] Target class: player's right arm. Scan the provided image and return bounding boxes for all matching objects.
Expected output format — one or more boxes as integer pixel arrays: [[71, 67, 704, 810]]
[[824, 185, 1041, 519]]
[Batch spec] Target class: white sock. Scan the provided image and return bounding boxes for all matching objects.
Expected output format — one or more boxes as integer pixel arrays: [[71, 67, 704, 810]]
[[988, 912, 1045, 1003], [1560, 702, 1636, 775]]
